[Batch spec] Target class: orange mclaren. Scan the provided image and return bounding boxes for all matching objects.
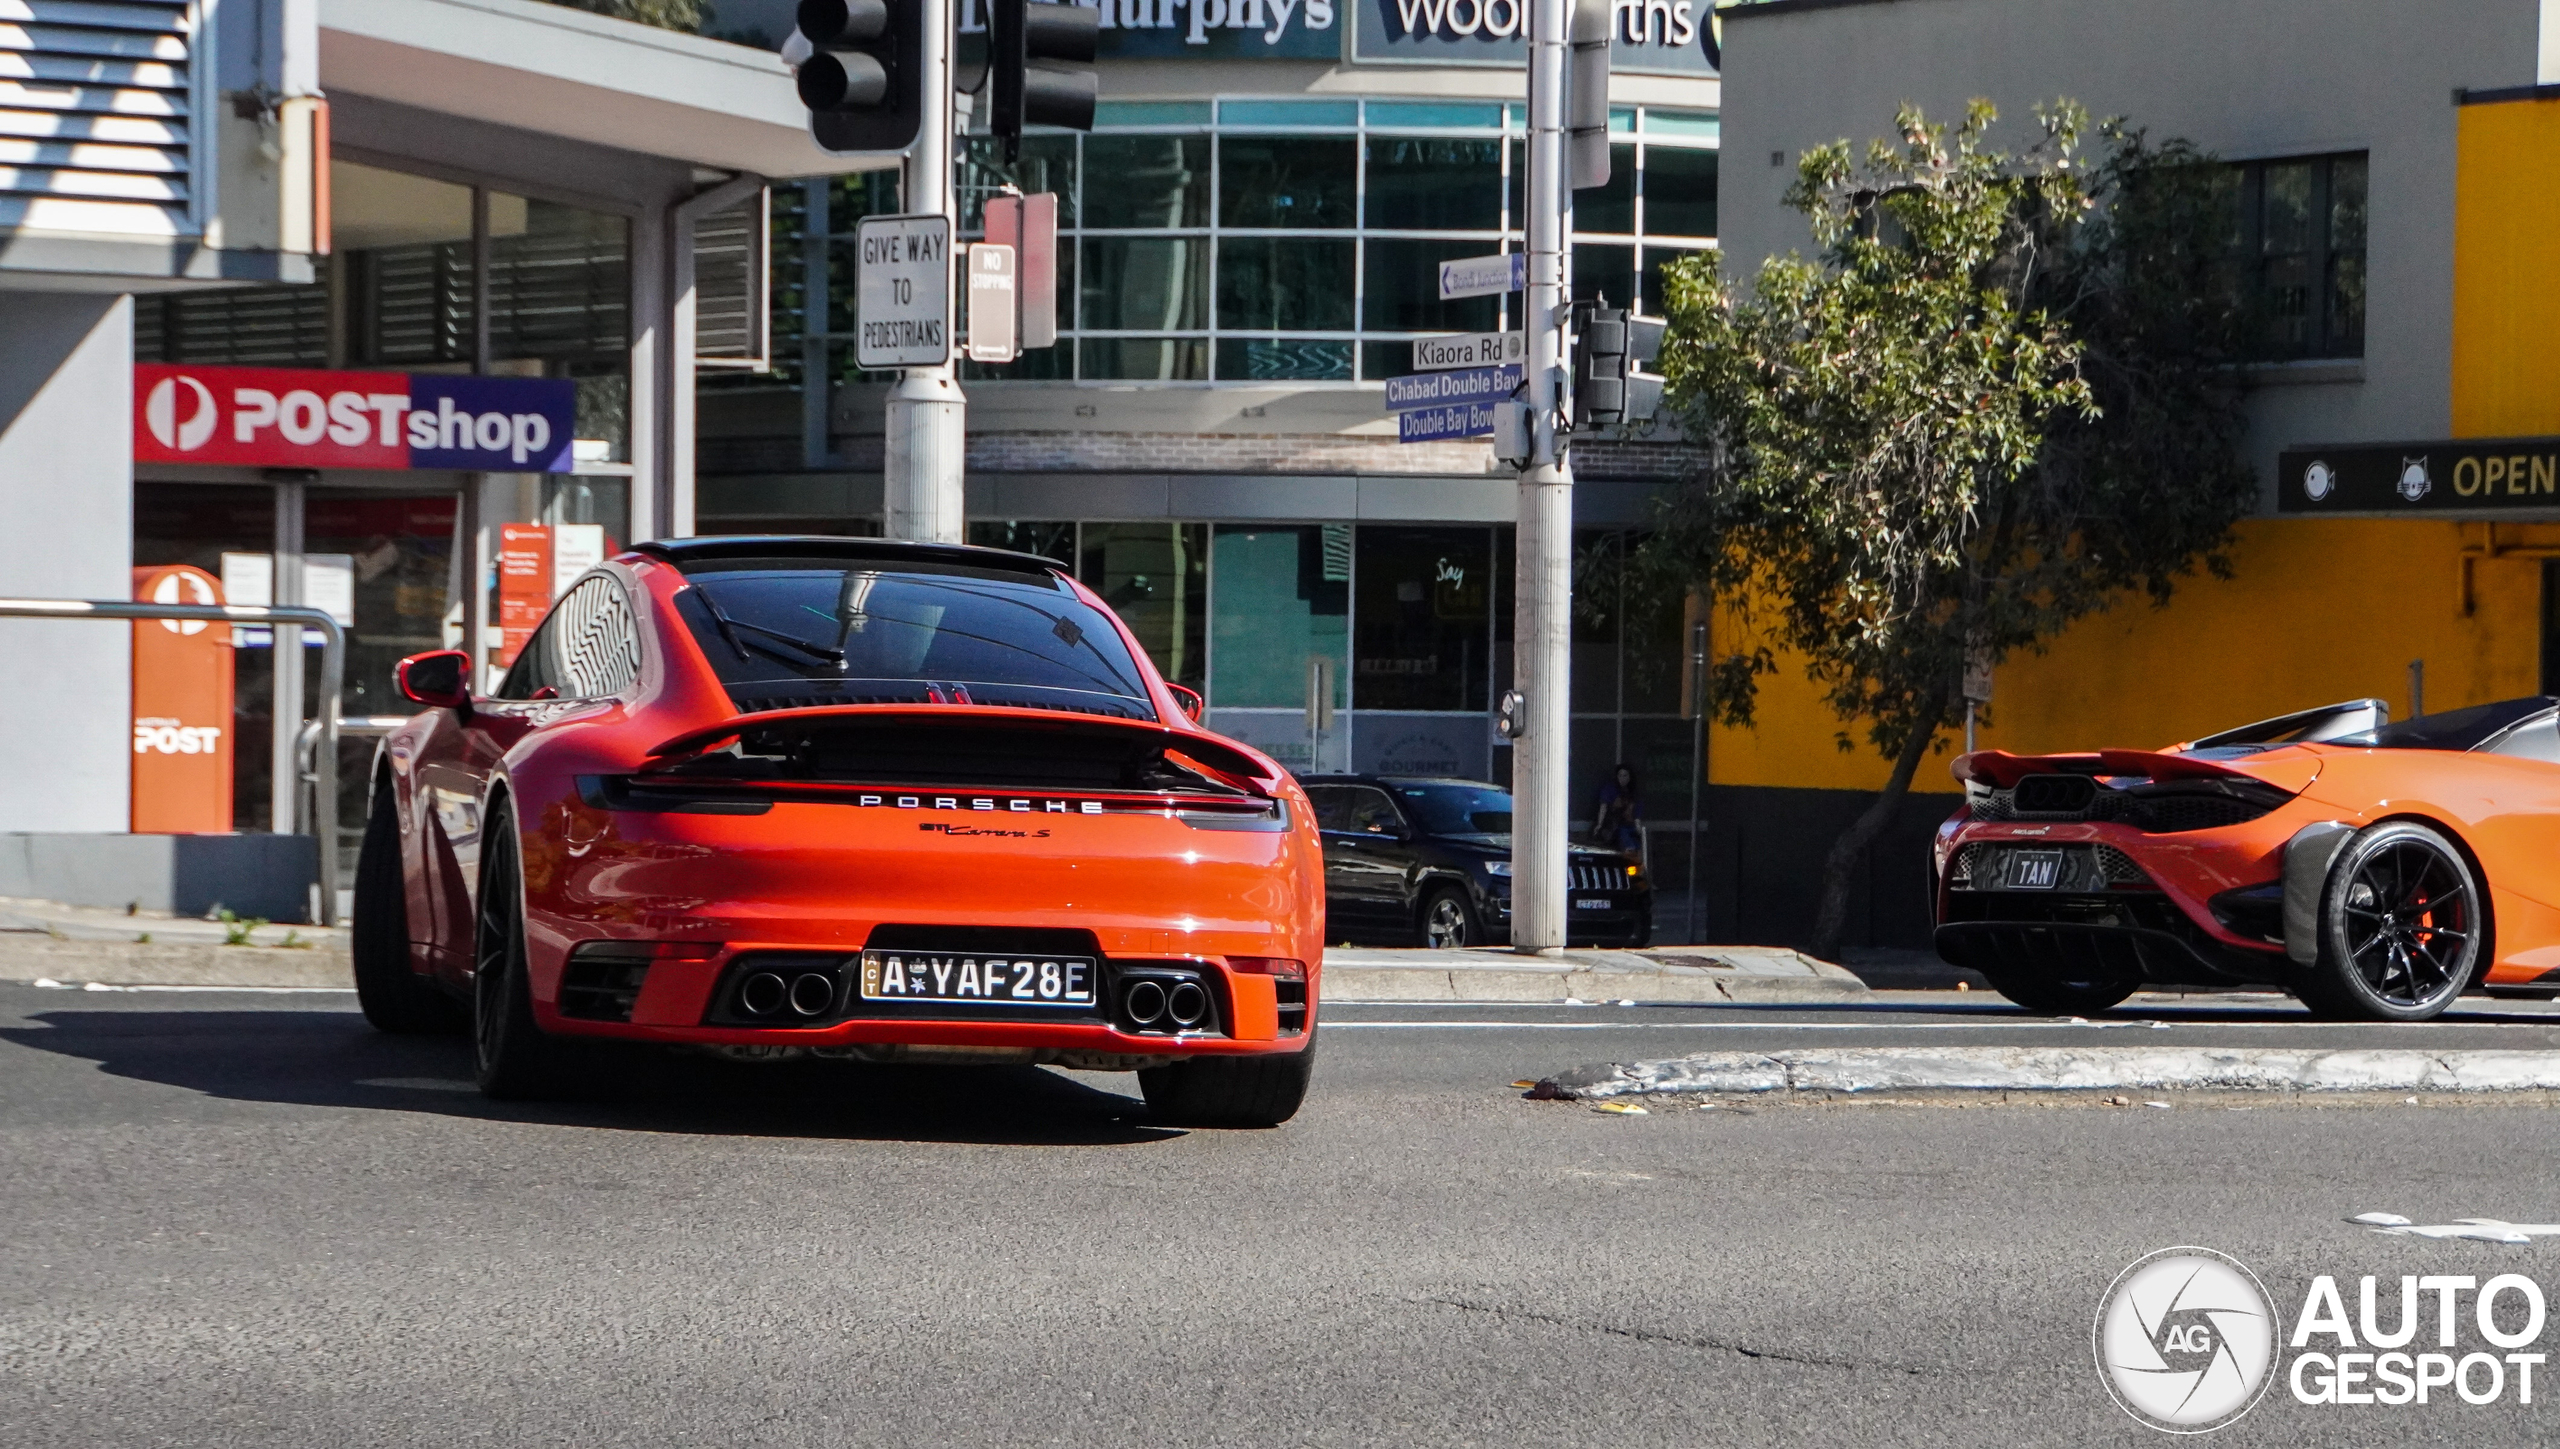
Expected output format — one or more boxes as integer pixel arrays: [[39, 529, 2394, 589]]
[[354, 537, 1322, 1124], [1936, 696, 2560, 1020]]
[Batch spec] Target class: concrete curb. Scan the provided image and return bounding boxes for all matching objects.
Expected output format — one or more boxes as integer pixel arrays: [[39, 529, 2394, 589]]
[[1322, 945, 1869, 1004], [1538, 1047, 2560, 1098], [0, 936, 352, 989]]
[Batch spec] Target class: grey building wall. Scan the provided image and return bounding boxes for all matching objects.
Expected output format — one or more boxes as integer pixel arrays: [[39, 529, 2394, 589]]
[[1718, 0, 2542, 490], [0, 293, 135, 832]]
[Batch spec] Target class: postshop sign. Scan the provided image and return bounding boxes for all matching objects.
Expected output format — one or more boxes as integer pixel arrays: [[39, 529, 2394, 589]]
[[135, 364, 578, 472]]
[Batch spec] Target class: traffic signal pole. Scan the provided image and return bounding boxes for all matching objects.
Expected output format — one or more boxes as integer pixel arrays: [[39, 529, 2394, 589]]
[[1510, 0, 1573, 955], [882, 0, 965, 544]]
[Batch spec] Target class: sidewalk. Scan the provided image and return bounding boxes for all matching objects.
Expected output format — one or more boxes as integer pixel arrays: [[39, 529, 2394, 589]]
[[1, 896, 1868, 1003], [1320, 945, 1869, 1004], [0, 896, 352, 989]]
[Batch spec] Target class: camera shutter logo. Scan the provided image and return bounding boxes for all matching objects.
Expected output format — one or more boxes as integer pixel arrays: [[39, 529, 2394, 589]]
[[2094, 1247, 2281, 1433]]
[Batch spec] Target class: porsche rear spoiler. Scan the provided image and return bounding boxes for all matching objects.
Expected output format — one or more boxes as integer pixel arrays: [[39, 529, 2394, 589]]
[[642, 703, 1280, 791]]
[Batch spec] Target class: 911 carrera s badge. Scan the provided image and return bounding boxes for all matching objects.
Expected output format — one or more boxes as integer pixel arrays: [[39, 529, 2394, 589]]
[[2301, 460, 2334, 501], [2397, 456, 2432, 502]]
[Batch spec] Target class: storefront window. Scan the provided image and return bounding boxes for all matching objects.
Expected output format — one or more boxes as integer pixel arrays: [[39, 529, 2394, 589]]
[[1353, 527, 1492, 713], [1219, 136, 1357, 229], [1643, 146, 1719, 239], [1217, 237, 1355, 332], [1081, 523, 1208, 691], [1365, 136, 1502, 232], [1210, 525, 1348, 710], [1080, 135, 1210, 229], [1081, 237, 1209, 332], [490, 193, 632, 463]]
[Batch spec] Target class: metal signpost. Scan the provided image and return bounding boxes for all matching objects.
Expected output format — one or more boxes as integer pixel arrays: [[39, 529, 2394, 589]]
[[879, 0, 964, 545], [1509, 0, 1575, 954]]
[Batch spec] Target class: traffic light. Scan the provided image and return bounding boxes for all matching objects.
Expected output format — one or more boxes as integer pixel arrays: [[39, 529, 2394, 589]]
[[990, 0, 1098, 162], [1571, 301, 1666, 430], [794, 0, 922, 155]]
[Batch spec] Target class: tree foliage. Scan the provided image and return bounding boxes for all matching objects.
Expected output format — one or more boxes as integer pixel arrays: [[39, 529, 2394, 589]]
[[1643, 100, 2258, 957]]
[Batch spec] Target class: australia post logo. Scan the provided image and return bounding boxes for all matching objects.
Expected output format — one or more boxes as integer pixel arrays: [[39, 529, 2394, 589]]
[[135, 364, 577, 473]]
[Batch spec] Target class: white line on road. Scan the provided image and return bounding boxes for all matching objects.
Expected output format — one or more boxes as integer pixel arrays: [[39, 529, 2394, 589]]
[[25, 979, 357, 994]]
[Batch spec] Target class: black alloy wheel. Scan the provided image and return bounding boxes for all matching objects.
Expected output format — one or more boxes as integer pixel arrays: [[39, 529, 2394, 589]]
[[2302, 821, 2480, 1022], [472, 801, 561, 1098], [1138, 1032, 1317, 1128], [1419, 886, 1478, 950], [352, 776, 466, 1034]]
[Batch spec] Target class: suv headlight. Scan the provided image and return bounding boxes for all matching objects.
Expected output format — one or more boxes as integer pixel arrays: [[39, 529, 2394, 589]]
[[1484, 860, 1513, 877]]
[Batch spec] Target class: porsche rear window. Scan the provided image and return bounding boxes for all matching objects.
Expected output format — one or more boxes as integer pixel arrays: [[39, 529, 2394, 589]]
[[670, 560, 1157, 719]]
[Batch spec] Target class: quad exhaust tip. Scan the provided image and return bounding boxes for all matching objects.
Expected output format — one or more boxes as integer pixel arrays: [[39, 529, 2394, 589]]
[[788, 971, 837, 1017], [1125, 979, 1167, 1026], [739, 971, 787, 1016]]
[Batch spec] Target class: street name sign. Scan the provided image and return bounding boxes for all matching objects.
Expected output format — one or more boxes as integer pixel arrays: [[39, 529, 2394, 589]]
[[856, 214, 952, 369], [1398, 403, 1499, 443], [1437, 252, 1526, 300], [1383, 363, 1521, 411], [1412, 330, 1524, 372]]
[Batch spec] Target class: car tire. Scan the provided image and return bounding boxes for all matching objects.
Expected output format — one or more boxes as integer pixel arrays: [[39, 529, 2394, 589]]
[[1138, 1036, 1316, 1128], [352, 776, 466, 1035], [1981, 968, 2140, 1016], [2297, 820, 2479, 1023], [472, 800, 561, 1100], [1419, 886, 1479, 949]]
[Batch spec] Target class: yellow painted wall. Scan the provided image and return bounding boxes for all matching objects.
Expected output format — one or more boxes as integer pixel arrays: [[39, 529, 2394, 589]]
[[1707, 96, 2560, 798], [2452, 96, 2560, 438], [1709, 519, 2551, 794]]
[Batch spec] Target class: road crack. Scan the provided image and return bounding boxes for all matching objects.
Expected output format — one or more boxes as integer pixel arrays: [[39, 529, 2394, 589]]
[[1413, 1296, 1933, 1375]]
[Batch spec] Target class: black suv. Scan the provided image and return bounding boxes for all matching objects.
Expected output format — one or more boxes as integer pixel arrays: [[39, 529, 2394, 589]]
[[1299, 775, 1653, 948]]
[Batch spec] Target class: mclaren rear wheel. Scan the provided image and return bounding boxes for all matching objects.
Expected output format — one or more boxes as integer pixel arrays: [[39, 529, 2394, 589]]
[[2299, 820, 2478, 1022], [352, 776, 466, 1035], [1981, 966, 2140, 1016], [1139, 1036, 1316, 1128], [472, 801, 563, 1099]]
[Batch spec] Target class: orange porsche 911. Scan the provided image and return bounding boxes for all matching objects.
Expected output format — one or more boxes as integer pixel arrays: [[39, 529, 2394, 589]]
[[1936, 696, 2560, 1020], [354, 537, 1321, 1125]]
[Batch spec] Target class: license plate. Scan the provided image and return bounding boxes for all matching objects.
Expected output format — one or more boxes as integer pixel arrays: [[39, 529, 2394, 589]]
[[2007, 850, 2064, 890], [1573, 897, 1610, 910], [857, 950, 1097, 1007]]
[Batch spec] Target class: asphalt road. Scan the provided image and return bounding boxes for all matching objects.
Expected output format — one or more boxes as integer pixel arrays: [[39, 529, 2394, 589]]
[[7, 982, 2560, 1446]]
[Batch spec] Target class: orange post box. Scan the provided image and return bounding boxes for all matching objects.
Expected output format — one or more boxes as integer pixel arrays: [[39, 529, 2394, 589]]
[[130, 564, 234, 833]]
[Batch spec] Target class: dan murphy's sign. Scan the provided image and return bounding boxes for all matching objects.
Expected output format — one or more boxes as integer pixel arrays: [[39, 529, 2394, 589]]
[[2279, 438, 2560, 516], [135, 364, 579, 473]]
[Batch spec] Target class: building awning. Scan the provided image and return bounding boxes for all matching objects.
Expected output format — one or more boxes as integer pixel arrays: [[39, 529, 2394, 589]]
[[318, 0, 883, 179]]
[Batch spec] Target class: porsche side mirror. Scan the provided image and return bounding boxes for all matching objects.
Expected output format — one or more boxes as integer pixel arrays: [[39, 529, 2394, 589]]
[[1167, 682, 1205, 723], [397, 650, 472, 711]]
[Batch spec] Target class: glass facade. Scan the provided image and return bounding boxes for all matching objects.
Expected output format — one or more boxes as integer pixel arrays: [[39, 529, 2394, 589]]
[[959, 519, 1682, 818], [768, 99, 1719, 388]]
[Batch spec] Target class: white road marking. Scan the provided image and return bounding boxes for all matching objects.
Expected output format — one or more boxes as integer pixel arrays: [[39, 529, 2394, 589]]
[[2357, 1217, 2560, 1245]]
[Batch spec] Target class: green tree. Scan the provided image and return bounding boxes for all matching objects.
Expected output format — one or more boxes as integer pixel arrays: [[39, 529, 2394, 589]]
[[1644, 101, 2256, 960]]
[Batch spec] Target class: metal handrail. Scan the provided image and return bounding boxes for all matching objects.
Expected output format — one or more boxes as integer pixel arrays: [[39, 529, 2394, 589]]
[[0, 598, 347, 926]]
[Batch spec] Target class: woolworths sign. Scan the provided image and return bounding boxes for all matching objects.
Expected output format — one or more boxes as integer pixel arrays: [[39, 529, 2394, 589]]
[[1353, 0, 1721, 73]]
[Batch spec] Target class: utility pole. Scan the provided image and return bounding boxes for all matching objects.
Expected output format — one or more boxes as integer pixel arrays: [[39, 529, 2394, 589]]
[[881, 0, 964, 544], [1510, 0, 1574, 955]]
